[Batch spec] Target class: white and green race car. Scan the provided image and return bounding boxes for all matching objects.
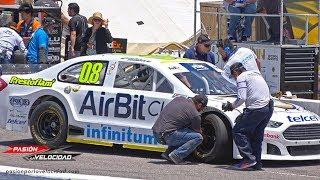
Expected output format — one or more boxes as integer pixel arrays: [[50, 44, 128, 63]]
[[0, 54, 320, 161]]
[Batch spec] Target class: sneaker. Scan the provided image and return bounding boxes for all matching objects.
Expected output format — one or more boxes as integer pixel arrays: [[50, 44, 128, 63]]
[[241, 36, 248, 42], [251, 162, 263, 171], [228, 35, 236, 42], [161, 152, 172, 162], [232, 160, 257, 170], [168, 152, 190, 165]]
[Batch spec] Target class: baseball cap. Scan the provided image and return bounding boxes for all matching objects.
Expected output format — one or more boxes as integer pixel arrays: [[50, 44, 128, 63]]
[[193, 94, 208, 106], [197, 34, 214, 46], [229, 62, 246, 78]]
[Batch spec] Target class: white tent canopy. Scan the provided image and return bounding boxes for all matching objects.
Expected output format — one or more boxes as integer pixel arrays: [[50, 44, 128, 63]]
[[61, 0, 216, 43]]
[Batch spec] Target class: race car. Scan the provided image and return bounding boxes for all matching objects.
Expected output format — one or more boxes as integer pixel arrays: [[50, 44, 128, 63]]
[[0, 54, 320, 161]]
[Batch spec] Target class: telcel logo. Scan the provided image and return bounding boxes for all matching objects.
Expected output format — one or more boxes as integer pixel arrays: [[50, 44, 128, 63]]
[[287, 115, 319, 122]]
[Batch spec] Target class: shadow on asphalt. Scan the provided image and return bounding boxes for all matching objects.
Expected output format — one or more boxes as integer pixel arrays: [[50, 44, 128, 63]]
[[0, 139, 35, 146], [1, 139, 320, 168], [148, 160, 200, 165], [262, 160, 320, 168]]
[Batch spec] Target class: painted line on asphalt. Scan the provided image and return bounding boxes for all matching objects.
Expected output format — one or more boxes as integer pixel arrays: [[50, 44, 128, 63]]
[[0, 165, 140, 180], [267, 170, 320, 179]]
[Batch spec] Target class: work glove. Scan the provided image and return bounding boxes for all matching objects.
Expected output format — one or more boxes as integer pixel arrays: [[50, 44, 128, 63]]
[[222, 101, 233, 112]]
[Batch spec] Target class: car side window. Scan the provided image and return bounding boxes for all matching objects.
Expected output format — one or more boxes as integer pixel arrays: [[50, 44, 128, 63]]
[[58, 61, 108, 85], [155, 72, 173, 93], [114, 62, 154, 91]]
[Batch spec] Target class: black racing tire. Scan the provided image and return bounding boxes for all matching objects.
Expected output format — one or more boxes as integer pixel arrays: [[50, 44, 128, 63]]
[[194, 114, 232, 162], [30, 101, 67, 149]]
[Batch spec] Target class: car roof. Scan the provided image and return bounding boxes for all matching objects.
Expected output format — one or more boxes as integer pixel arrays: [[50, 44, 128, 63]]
[[44, 54, 211, 76]]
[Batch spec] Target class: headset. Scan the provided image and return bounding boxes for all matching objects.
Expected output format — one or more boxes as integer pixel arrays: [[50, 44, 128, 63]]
[[217, 39, 235, 59]]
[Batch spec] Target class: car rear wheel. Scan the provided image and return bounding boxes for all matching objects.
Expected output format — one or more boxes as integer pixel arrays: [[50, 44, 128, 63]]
[[194, 114, 232, 162], [30, 101, 67, 149]]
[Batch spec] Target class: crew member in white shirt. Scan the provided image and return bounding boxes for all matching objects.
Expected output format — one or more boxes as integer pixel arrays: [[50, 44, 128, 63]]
[[216, 39, 261, 81], [0, 26, 27, 64], [222, 62, 274, 170]]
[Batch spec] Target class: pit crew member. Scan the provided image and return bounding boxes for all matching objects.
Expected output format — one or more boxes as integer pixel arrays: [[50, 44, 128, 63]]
[[0, 26, 27, 64], [216, 38, 261, 79], [152, 94, 208, 165], [222, 62, 273, 170]]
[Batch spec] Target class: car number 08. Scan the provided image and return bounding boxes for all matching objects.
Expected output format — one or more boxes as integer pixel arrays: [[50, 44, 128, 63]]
[[79, 62, 103, 84]]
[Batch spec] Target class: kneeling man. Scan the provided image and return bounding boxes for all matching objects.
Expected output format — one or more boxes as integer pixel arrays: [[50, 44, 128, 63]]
[[152, 94, 208, 164]]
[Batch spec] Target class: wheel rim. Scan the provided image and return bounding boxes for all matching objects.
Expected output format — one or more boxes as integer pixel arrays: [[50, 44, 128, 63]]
[[37, 110, 61, 141], [196, 119, 216, 158]]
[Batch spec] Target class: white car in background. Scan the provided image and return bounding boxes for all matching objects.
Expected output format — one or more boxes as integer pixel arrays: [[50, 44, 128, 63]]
[[0, 54, 320, 161]]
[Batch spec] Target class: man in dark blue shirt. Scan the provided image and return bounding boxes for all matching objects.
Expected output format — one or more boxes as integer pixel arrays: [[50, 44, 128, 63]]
[[183, 34, 215, 64]]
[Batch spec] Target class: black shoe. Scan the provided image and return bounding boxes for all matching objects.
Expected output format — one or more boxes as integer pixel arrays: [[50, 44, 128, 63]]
[[168, 152, 191, 165], [241, 36, 248, 42], [161, 152, 172, 162], [228, 35, 236, 42], [251, 162, 263, 171]]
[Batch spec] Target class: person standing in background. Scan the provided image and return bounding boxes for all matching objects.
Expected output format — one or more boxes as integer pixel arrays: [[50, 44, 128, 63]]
[[183, 34, 215, 64], [81, 12, 112, 56], [67, 3, 88, 58], [16, 3, 41, 45], [224, 0, 257, 42], [27, 17, 55, 65]]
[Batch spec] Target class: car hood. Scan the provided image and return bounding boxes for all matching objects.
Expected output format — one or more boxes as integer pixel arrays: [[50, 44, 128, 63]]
[[206, 95, 320, 125]]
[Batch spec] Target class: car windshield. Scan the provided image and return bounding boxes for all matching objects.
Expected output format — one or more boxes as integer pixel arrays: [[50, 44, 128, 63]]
[[174, 63, 237, 95]]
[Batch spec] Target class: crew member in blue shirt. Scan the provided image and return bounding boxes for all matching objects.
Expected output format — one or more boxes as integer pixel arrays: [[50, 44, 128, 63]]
[[27, 17, 55, 64], [184, 34, 215, 64]]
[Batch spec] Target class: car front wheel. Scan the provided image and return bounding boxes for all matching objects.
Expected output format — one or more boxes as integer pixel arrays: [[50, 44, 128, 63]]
[[194, 114, 232, 162]]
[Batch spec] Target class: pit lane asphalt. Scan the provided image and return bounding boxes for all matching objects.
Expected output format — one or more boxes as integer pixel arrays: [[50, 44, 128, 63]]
[[0, 129, 319, 180]]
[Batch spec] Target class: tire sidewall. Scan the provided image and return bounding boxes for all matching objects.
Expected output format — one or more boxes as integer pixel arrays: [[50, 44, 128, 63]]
[[30, 101, 67, 149], [197, 114, 231, 162]]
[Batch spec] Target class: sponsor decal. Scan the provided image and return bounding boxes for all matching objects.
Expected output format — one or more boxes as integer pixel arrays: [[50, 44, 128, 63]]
[[107, 62, 117, 75], [79, 91, 166, 120], [264, 133, 280, 139], [4, 145, 50, 154], [7, 119, 27, 125], [168, 66, 180, 70], [64, 86, 71, 94], [191, 64, 209, 71], [9, 109, 27, 119], [123, 57, 151, 63], [287, 115, 319, 122], [9, 97, 30, 107], [9, 76, 56, 87], [64, 86, 81, 94], [86, 125, 157, 145], [268, 55, 278, 61]]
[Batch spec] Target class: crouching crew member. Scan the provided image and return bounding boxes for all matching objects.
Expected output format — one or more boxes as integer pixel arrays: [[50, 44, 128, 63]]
[[152, 94, 208, 165], [222, 62, 273, 170]]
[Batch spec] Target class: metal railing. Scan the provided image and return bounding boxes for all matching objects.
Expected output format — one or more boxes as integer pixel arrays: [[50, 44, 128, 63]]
[[193, 0, 320, 46]]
